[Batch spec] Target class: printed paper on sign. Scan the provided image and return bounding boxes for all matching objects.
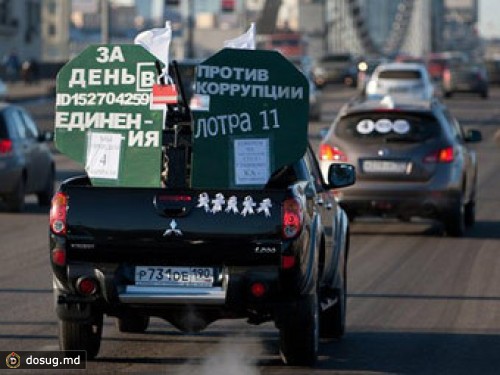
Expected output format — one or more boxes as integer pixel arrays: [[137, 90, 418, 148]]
[[223, 23, 256, 50], [234, 138, 270, 186], [85, 132, 122, 179]]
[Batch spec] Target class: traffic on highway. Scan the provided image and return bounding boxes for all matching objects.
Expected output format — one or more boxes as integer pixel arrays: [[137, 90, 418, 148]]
[[1, 69, 500, 373], [1, 1, 500, 374]]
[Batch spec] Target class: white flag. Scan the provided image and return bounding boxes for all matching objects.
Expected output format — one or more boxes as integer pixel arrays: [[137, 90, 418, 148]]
[[134, 21, 172, 66], [223, 23, 256, 50]]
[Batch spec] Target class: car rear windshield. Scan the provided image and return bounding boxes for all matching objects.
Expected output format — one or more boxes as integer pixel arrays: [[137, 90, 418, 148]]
[[378, 70, 422, 79], [321, 55, 352, 63], [335, 112, 441, 143]]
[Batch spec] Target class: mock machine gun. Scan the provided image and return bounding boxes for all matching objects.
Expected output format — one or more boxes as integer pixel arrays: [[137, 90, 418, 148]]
[[156, 60, 193, 189]]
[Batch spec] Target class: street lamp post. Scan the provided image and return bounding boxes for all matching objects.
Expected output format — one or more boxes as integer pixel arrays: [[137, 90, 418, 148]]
[[186, 0, 194, 58], [101, 0, 110, 44]]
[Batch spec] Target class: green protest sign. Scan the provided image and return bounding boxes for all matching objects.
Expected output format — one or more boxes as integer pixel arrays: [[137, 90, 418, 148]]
[[190, 49, 309, 189], [55, 44, 165, 187]]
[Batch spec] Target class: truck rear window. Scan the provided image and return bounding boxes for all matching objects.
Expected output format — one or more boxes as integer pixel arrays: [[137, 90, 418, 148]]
[[335, 112, 441, 144], [321, 54, 352, 63], [378, 70, 422, 79]]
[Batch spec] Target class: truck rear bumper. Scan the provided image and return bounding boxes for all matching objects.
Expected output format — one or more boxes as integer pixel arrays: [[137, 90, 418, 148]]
[[55, 262, 296, 311], [118, 285, 226, 305]]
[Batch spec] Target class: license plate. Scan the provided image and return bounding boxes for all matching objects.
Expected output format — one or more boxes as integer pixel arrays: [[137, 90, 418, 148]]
[[135, 266, 214, 287], [363, 160, 408, 173], [388, 86, 410, 93]]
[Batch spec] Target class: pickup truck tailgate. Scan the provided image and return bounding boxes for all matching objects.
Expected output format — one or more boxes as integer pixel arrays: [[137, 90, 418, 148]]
[[64, 186, 288, 265]]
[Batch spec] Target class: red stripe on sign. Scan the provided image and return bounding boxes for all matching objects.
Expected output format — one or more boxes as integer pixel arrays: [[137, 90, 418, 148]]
[[152, 84, 178, 104]]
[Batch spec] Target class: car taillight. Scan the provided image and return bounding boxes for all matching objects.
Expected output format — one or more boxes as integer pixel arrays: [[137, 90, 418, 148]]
[[423, 146, 454, 163], [282, 197, 303, 239], [51, 248, 66, 266], [50, 192, 68, 235], [250, 282, 266, 298], [281, 255, 296, 269], [76, 277, 97, 295], [319, 144, 347, 162], [0, 139, 12, 154], [443, 68, 451, 82]]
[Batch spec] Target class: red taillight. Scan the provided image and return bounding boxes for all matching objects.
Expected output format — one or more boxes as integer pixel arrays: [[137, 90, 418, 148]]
[[76, 277, 97, 295], [157, 195, 192, 202], [0, 139, 13, 154], [424, 147, 454, 163], [51, 248, 66, 266], [250, 282, 266, 298], [319, 144, 347, 162], [50, 192, 68, 235], [282, 198, 303, 239], [281, 255, 296, 269]]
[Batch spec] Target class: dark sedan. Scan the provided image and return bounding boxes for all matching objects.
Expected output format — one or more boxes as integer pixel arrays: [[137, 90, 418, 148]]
[[0, 103, 55, 212], [318, 96, 481, 236], [442, 63, 489, 99]]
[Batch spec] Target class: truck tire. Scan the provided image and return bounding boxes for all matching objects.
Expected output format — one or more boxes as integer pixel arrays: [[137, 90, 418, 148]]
[[320, 264, 346, 339], [59, 315, 103, 360], [116, 315, 149, 333], [279, 292, 319, 366]]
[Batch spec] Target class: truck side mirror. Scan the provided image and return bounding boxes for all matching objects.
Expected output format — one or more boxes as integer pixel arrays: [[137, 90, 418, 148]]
[[327, 163, 355, 189]]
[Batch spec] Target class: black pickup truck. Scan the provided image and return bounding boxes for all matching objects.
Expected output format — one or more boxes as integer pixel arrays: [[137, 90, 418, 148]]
[[49, 146, 355, 366]]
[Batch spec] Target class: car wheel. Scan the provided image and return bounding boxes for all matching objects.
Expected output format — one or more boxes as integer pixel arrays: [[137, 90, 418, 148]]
[[481, 91, 488, 99], [444, 91, 452, 98], [59, 314, 103, 360], [5, 176, 25, 212], [37, 166, 55, 206], [444, 197, 465, 237], [116, 315, 149, 333], [279, 291, 319, 366], [320, 262, 346, 339]]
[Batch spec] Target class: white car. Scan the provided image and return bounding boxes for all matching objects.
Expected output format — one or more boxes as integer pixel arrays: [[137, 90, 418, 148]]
[[365, 62, 434, 100]]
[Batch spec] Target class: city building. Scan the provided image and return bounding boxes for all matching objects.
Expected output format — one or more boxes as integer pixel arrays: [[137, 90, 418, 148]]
[[0, 0, 43, 68], [3, 0, 481, 71], [42, 0, 71, 62]]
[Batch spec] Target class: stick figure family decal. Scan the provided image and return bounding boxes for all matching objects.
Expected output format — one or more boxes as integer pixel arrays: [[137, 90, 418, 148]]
[[196, 193, 272, 217]]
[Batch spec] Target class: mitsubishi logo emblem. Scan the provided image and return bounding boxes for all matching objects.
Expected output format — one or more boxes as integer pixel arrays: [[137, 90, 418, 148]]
[[378, 148, 390, 156], [163, 220, 183, 236]]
